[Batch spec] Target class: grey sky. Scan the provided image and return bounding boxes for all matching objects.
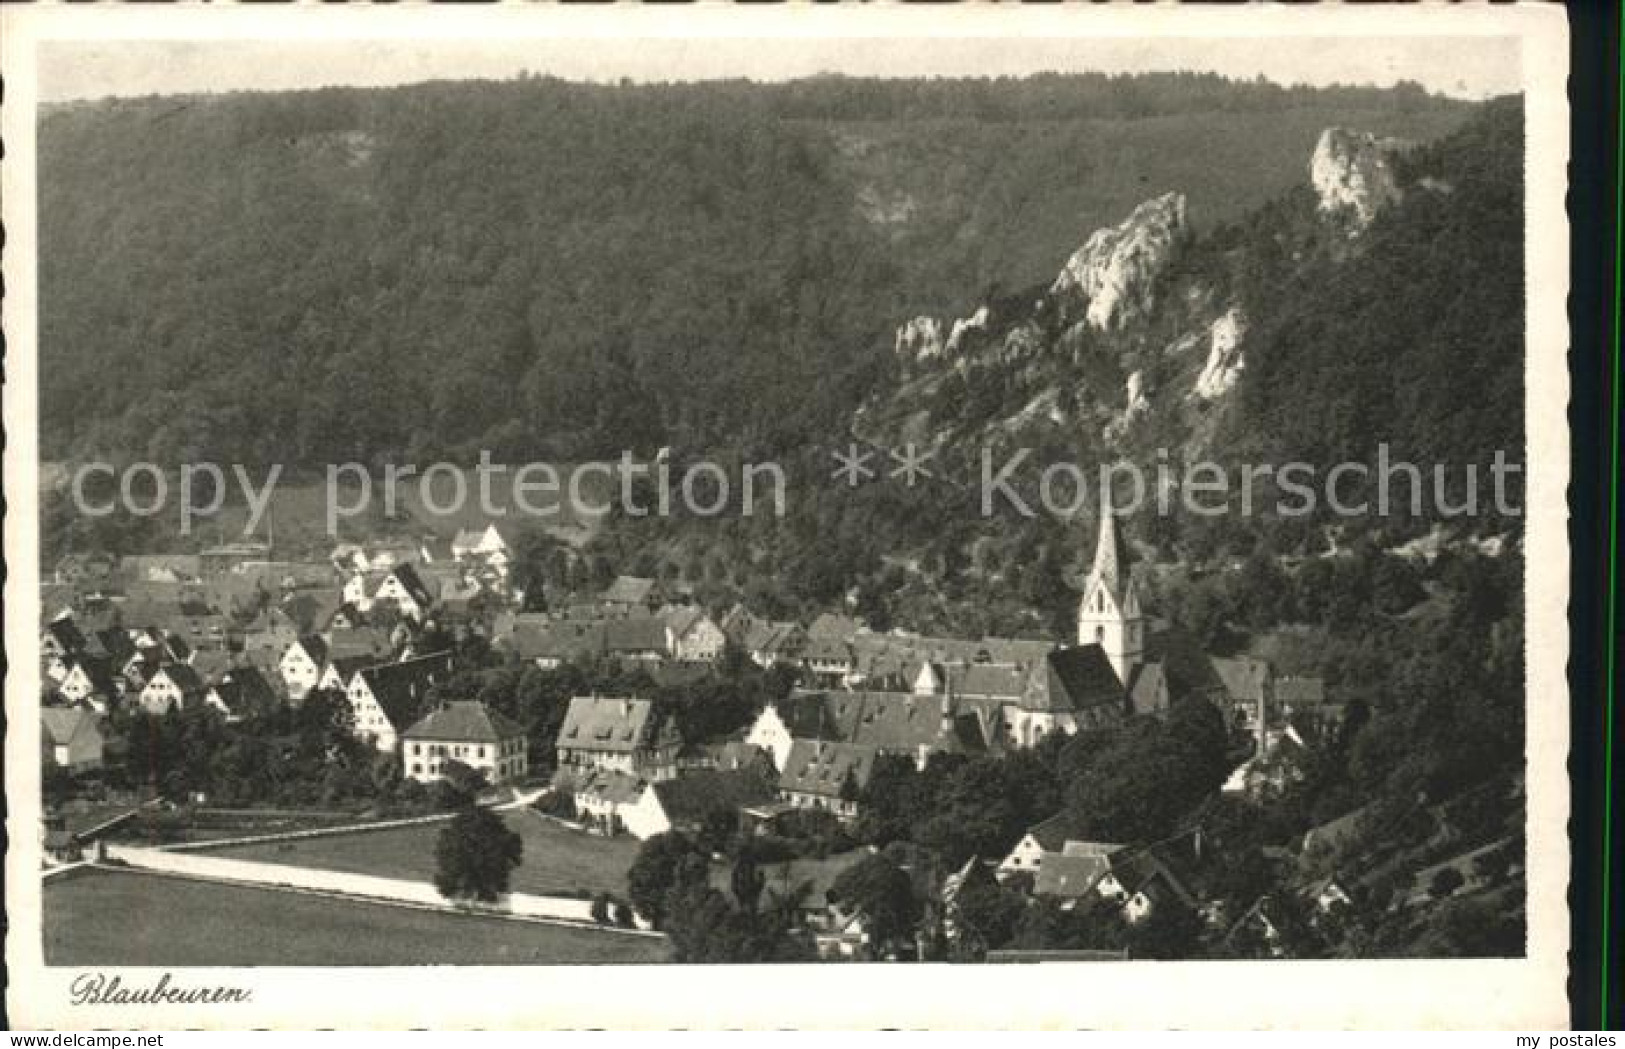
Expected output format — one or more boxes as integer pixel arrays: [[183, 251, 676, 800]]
[[40, 36, 1521, 104]]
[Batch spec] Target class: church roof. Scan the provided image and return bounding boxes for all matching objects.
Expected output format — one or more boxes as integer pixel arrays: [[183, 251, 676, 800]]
[[1087, 498, 1136, 605], [1023, 646, 1124, 713], [1126, 660, 1169, 716]]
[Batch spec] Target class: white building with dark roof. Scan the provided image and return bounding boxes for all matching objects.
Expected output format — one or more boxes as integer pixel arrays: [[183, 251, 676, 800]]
[[556, 695, 680, 780], [345, 651, 454, 752], [401, 701, 528, 785]]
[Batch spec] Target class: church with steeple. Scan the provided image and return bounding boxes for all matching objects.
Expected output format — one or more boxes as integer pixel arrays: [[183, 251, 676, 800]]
[[1077, 493, 1146, 686]]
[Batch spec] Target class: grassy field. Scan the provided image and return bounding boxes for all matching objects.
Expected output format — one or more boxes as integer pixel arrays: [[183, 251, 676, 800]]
[[209, 810, 637, 898], [45, 868, 668, 966]]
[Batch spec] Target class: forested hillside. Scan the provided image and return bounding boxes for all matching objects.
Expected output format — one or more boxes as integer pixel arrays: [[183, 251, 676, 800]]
[[595, 96, 1524, 639], [39, 73, 1472, 468]]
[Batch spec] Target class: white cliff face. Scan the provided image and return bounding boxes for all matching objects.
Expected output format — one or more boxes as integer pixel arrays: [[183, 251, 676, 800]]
[[1194, 308, 1247, 400], [944, 306, 989, 355], [1112, 370, 1154, 439], [894, 316, 943, 363], [1311, 128, 1404, 229], [1051, 192, 1188, 331]]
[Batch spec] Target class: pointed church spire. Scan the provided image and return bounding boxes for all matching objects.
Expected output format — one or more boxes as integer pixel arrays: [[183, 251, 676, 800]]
[[1089, 486, 1131, 601], [1078, 482, 1144, 684]]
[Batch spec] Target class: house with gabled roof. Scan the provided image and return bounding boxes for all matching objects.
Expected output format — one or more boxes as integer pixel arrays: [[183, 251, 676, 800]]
[[57, 656, 122, 710], [240, 606, 303, 662], [598, 575, 659, 614], [371, 562, 435, 621], [342, 570, 386, 612], [807, 612, 863, 642], [746, 688, 1000, 779], [556, 695, 680, 780], [1000, 812, 1104, 881], [450, 523, 514, 566], [778, 740, 874, 819], [401, 700, 528, 785], [279, 635, 330, 701], [1211, 655, 1273, 736], [505, 619, 609, 669], [662, 607, 726, 663], [1099, 847, 1200, 924], [565, 768, 648, 830], [346, 651, 454, 753], [317, 654, 376, 694], [138, 663, 206, 715], [802, 635, 854, 684], [41, 707, 105, 773], [1032, 841, 1129, 902], [618, 768, 778, 840], [603, 616, 672, 662], [41, 616, 87, 659], [718, 605, 806, 667], [190, 647, 235, 685], [204, 666, 282, 723]]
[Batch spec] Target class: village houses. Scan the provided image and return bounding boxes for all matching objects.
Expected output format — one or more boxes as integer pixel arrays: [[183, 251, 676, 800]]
[[137, 663, 207, 715], [556, 695, 681, 781], [346, 651, 455, 753], [41, 707, 105, 774], [401, 701, 529, 786]]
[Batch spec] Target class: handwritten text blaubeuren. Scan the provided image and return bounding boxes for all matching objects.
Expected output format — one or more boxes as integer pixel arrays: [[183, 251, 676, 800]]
[[70, 972, 252, 1006]]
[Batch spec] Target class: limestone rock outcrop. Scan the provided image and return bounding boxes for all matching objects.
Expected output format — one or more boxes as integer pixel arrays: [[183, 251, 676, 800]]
[[1051, 192, 1189, 331], [1311, 128, 1404, 229], [1193, 308, 1247, 400]]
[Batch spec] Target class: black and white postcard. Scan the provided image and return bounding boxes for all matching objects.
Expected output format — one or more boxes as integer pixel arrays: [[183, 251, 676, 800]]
[[3, 2, 1572, 1029]]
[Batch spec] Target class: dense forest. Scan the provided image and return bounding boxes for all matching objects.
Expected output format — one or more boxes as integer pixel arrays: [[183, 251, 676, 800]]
[[40, 73, 1473, 469]]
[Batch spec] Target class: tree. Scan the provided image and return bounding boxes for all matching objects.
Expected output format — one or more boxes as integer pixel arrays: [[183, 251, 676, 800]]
[[829, 853, 920, 959], [627, 832, 710, 928], [730, 845, 766, 914], [440, 758, 490, 803], [952, 879, 1027, 956], [1123, 901, 1205, 960], [1062, 702, 1229, 843], [433, 806, 523, 903], [43, 762, 76, 809], [1411, 897, 1524, 958], [1009, 897, 1127, 953]]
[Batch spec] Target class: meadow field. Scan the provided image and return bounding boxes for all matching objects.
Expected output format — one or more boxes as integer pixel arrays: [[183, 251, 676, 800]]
[[45, 868, 668, 966], [208, 810, 637, 899]]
